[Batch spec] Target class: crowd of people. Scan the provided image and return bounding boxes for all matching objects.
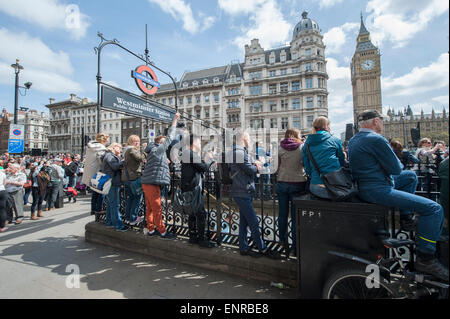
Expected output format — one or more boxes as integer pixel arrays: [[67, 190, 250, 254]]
[[0, 152, 83, 232], [1, 110, 448, 281]]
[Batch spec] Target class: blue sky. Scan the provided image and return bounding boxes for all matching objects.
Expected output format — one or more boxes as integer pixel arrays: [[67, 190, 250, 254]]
[[0, 0, 448, 136]]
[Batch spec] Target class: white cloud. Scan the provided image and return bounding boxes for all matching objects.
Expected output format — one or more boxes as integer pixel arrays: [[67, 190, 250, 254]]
[[0, 28, 82, 94], [217, 0, 266, 15], [382, 53, 449, 96], [323, 22, 359, 54], [365, 0, 449, 48], [219, 0, 292, 50], [319, 0, 344, 9], [0, 0, 90, 40], [147, 0, 215, 34], [432, 95, 449, 106]]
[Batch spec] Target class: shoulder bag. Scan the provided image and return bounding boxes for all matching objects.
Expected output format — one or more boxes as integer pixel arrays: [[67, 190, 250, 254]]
[[305, 144, 357, 201], [173, 176, 203, 216]]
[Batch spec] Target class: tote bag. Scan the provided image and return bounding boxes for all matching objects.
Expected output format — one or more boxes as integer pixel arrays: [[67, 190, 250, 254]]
[[90, 172, 112, 195]]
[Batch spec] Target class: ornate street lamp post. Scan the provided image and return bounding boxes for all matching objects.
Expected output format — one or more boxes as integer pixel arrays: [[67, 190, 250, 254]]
[[10, 59, 32, 124]]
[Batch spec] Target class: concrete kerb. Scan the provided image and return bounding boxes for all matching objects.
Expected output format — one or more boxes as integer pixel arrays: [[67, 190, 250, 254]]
[[85, 222, 297, 287]]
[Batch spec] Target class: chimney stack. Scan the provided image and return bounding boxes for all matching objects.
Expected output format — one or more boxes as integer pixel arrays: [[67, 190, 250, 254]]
[[49, 98, 55, 104], [70, 93, 77, 101]]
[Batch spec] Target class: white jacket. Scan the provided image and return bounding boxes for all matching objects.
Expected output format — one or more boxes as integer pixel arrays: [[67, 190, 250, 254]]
[[81, 141, 108, 185]]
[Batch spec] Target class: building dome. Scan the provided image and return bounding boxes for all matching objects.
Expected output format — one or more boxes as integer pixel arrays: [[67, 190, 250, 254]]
[[293, 11, 320, 38]]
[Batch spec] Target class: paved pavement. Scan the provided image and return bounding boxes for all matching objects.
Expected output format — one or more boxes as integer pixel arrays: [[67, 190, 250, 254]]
[[0, 196, 297, 299]]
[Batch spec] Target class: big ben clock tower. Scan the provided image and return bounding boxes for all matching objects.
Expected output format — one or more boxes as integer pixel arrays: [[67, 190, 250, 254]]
[[351, 14, 382, 126]]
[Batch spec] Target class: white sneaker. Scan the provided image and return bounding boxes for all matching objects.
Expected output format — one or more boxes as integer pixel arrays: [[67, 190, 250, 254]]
[[129, 216, 143, 226]]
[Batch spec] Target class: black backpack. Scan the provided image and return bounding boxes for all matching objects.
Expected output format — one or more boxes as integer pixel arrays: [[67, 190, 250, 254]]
[[217, 151, 237, 185]]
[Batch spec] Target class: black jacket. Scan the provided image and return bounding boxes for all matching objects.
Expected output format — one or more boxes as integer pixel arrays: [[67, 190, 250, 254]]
[[180, 150, 208, 192]]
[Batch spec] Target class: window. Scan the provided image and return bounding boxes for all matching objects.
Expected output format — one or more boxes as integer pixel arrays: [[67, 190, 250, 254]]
[[269, 84, 277, 95], [110, 113, 113, 119], [280, 54, 286, 63], [317, 95, 325, 107], [250, 85, 262, 96], [293, 116, 301, 129], [162, 98, 166, 104], [269, 55, 275, 64], [193, 81, 198, 86], [280, 82, 288, 93], [214, 93, 219, 102], [318, 78, 325, 88], [228, 100, 240, 109], [136, 121, 140, 127], [129, 121, 134, 128], [306, 96, 314, 108], [249, 71, 262, 79], [292, 81, 300, 91], [269, 70, 276, 77], [306, 78, 313, 88], [196, 96, 201, 103], [305, 48, 311, 56], [183, 82, 188, 88], [179, 97, 183, 105], [307, 116, 314, 128], [169, 98, 173, 105], [292, 67, 299, 74], [280, 69, 287, 76], [281, 117, 288, 130], [292, 52, 297, 60], [281, 99, 288, 110], [213, 77, 219, 83], [109, 123, 112, 130], [292, 98, 300, 110], [250, 102, 263, 112], [205, 95, 210, 103], [270, 118, 278, 129], [203, 79, 209, 85], [305, 63, 312, 71], [269, 101, 277, 112], [196, 110, 201, 118], [187, 96, 192, 104], [116, 123, 119, 129]]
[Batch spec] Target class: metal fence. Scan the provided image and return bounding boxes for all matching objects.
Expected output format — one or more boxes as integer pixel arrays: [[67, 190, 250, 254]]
[[95, 165, 443, 257]]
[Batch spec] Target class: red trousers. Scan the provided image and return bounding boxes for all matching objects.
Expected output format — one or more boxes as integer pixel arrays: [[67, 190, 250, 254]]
[[142, 184, 166, 234]]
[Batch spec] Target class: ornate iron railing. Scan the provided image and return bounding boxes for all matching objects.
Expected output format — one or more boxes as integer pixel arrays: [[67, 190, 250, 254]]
[[95, 166, 443, 258]]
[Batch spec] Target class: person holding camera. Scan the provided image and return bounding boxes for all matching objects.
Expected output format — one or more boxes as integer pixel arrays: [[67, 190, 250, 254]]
[[180, 134, 216, 248], [230, 129, 280, 259]]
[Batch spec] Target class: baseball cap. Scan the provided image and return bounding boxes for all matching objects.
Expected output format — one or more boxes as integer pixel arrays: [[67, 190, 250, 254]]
[[357, 110, 388, 122]]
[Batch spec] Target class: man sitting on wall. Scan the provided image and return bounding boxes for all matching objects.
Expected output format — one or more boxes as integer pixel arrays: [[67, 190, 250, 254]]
[[348, 110, 448, 282]]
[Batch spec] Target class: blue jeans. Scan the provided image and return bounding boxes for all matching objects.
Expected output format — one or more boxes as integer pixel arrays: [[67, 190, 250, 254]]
[[276, 182, 307, 252], [124, 182, 142, 222], [310, 184, 332, 200], [359, 170, 444, 255], [91, 189, 104, 212], [106, 185, 124, 230], [233, 196, 266, 252]]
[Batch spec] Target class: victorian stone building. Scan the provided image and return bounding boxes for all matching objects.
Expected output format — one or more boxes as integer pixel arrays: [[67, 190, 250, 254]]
[[151, 11, 329, 141], [18, 109, 49, 154], [46, 94, 98, 154]]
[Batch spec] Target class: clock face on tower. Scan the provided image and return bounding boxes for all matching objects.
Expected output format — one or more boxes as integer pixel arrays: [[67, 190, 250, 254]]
[[361, 59, 375, 70]]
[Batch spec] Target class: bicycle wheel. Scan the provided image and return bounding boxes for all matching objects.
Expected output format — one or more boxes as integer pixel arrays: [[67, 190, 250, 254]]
[[323, 268, 397, 299]]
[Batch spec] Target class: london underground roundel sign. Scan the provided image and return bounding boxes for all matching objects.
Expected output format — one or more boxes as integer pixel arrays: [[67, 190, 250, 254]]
[[131, 65, 160, 95]]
